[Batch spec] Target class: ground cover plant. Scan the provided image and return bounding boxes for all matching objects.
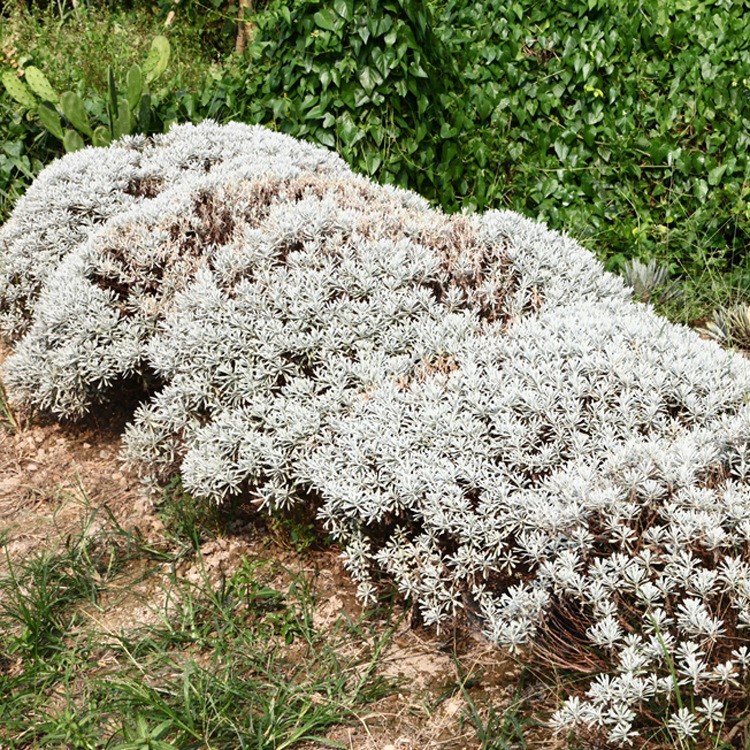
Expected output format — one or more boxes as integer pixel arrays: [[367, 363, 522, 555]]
[[3, 0, 750, 746], [2, 121, 750, 747]]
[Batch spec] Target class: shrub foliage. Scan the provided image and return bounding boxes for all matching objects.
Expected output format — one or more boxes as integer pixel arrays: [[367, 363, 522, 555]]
[[2, 123, 750, 745], [220, 0, 750, 295]]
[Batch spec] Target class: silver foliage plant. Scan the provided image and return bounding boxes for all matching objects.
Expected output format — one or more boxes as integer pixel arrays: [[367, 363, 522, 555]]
[[3, 121, 750, 745]]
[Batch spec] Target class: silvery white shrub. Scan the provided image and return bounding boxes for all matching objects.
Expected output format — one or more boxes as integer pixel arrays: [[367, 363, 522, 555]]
[[0, 121, 349, 341], [2, 121, 750, 745]]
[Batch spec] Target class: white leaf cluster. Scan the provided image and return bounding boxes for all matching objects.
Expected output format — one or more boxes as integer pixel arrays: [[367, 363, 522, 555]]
[[3, 122, 750, 743], [0, 121, 349, 342]]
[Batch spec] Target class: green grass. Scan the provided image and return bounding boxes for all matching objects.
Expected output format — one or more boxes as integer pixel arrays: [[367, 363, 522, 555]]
[[96, 568, 395, 749], [0, 502, 141, 662], [460, 692, 530, 750], [156, 475, 328, 557], [4, 474, 743, 749], [452, 660, 532, 750], [0, 502, 399, 750], [156, 475, 224, 552]]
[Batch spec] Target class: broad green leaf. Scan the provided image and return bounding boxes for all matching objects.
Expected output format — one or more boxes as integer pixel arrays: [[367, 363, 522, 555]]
[[63, 129, 85, 152], [359, 67, 375, 94], [315, 127, 335, 148], [36, 102, 63, 140], [2, 72, 36, 109], [708, 163, 727, 186], [60, 92, 93, 137], [126, 65, 143, 110], [363, 150, 382, 175], [143, 36, 171, 84], [313, 9, 337, 31], [137, 93, 152, 132], [113, 98, 131, 139], [24, 67, 58, 103], [107, 66, 119, 125], [333, 0, 352, 20]]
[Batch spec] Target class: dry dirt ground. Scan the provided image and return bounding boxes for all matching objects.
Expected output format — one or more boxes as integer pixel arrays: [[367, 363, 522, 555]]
[[0, 345, 531, 749]]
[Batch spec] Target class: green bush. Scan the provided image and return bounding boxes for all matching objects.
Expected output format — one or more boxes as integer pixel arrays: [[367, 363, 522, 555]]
[[216, 0, 750, 304], [228, 0, 468, 206], [0, 96, 44, 221], [438, 0, 750, 279]]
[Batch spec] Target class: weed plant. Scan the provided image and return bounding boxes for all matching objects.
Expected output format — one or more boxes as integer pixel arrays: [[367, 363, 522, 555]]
[[460, 688, 530, 750], [0, 377, 20, 431], [701, 304, 750, 352], [1, 2, 211, 93]]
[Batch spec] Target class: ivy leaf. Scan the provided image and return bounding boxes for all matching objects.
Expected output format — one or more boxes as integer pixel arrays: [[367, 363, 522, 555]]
[[707, 163, 727, 186], [359, 67, 376, 94], [313, 9, 338, 31], [363, 149, 382, 174], [333, 0, 352, 19]]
